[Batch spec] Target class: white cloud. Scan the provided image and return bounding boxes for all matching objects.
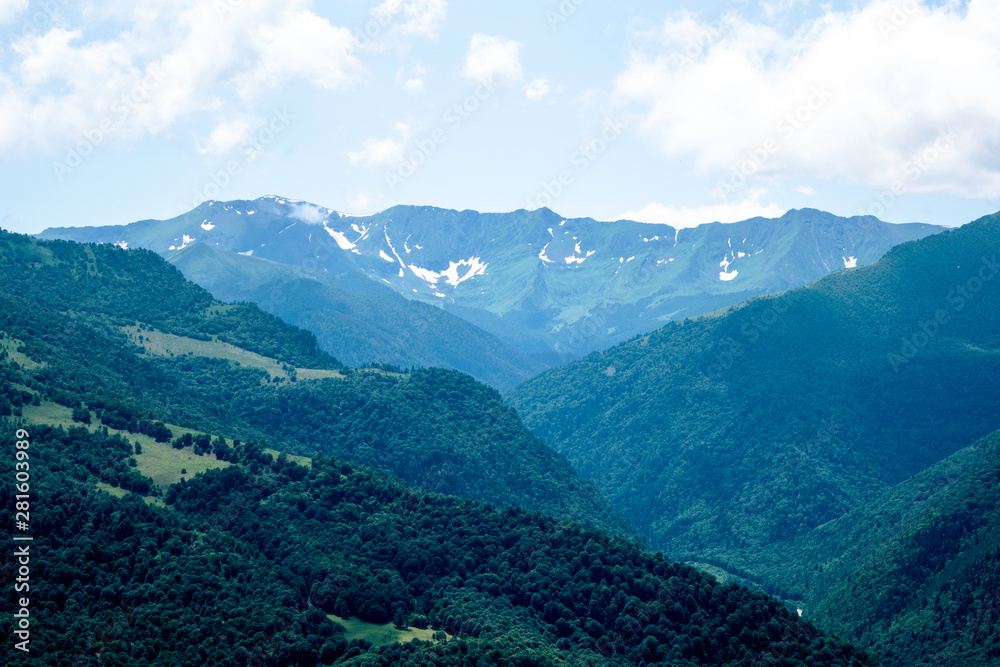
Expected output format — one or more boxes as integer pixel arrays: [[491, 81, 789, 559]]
[[0, 0, 27, 24], [615, 0, 1000, 198], [524, 77, 550, 101], [235, 10, 360, 98], [373, 0, 447, 40], [761, 0, 809, 19], [291, 202, 327, 224], [462, 34, 522, 84], [197, 115, 266, 155], [396, 65, 427, 93], [619, 195, 785, 229], [347, 122, 411, 168], [0, 1, 361, 154], [796, 185, 815, 196]]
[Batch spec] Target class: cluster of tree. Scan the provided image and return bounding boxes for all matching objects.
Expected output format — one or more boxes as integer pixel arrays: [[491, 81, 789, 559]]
[[0, 368, 38, 417], [1, 422, 875, 666], [0, 425, 348, 667], [767, 428, 1000, 667]]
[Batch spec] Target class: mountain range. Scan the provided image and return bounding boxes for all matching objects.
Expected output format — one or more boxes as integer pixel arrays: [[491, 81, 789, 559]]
[[40, 197, 942, 387]]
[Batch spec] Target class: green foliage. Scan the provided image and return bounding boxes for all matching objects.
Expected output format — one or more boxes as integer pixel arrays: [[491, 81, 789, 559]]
[[0, 229, 881, 665], [1, 422, 874, 666], [771, 429, 1000, 667], [509, 213, 1000, 569], [0, 231, 340, 370], [0, 229, 635, 538]]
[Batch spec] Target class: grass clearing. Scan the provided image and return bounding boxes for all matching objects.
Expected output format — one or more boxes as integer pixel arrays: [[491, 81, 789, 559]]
[[122, 325, 346, 382], [19, 401, 231, 491], [265, 448, 312, 468], [18, 401, 315, 495], [136, 437, 231, 490], [0, 333, 45, 370], [327, 615, 448, 647]]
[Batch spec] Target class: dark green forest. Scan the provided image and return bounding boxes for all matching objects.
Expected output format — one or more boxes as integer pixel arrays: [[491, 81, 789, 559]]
[[768, 428, 1000, 666], [508, 212, 1000, 665], [0, 422, 875, 666]]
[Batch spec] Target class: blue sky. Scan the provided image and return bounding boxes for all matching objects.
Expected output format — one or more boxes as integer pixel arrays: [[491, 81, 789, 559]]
[[1, 0, 998, 234]]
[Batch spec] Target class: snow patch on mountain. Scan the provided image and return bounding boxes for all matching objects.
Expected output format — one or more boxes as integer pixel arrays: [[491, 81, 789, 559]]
[[379, 250, 395, 263], [406, 258, 489, 288], [201, 220, 215, 231], [565, 250, 596, 265], [169, 235, 197, 251], [325, 227, 356, 250], [539, 243, 554, 264], [844, 256, 858, 268]]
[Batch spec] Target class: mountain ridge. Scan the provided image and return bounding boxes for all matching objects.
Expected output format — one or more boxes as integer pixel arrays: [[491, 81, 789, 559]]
[[40, 197, 943, 369]]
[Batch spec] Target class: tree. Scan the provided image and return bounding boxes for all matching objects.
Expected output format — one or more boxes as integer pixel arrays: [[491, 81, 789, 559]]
[[72, 405, 91, 424]]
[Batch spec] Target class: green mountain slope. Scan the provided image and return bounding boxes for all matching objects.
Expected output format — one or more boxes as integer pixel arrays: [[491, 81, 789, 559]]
[[773, 428, 1000, 667], [40, 197, 942, 365], [166, 243, 547, 392], [507, 212, 1000, 571], [0, 230, 633, 538], [0, 422, 876, 666]]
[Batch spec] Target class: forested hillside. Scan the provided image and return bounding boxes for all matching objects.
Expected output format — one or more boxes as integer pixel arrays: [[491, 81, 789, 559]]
[[775, 428, 1000, 667], [508, 212, 1000, 570], [0, 422, 875, 666], [0, 230, 633, 538]]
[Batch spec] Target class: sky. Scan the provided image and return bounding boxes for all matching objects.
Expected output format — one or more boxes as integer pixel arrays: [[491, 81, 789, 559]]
[[1, 0, 998, 234]]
